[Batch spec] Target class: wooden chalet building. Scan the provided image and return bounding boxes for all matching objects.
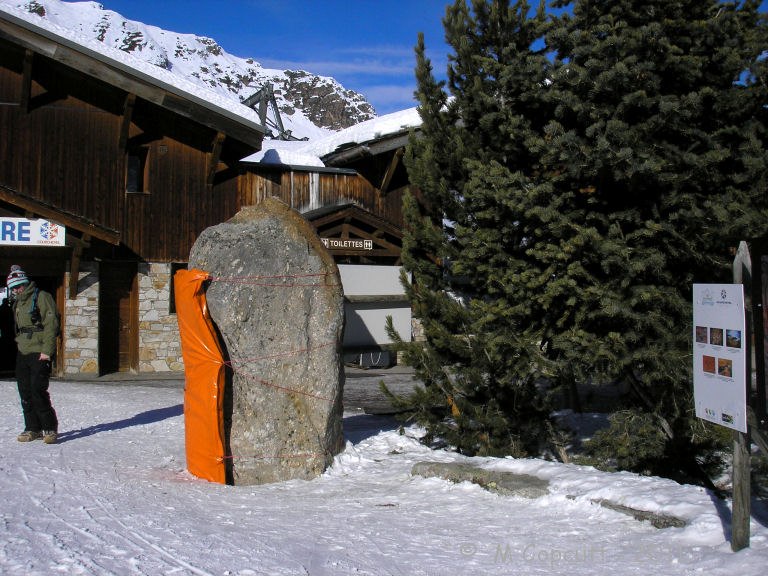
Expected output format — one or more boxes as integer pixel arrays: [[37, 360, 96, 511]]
[[0, 6, 418, 376], [0, 7, 266, 376], [240, 119, 413, 266]]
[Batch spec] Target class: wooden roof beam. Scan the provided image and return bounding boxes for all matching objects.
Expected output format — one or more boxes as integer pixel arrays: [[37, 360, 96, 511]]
[[207, 132, 226, 189], [118, 93, 136, 152], [20, 48, 33, 111], [308, 205, 403, 237], [318, 223, 400, 253], [0, 183, 120, 245], [68, 234, 90, 299], [0, 15, 266, 150], [379, 147, 404, 195]]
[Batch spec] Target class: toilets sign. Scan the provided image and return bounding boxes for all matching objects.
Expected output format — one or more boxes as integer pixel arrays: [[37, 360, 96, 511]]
[[321, 238, 373, 251], [0, 217, 66, 246]]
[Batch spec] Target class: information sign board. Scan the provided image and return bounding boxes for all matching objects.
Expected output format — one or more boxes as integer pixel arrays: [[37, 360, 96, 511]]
[[692, 284, 747, 433]]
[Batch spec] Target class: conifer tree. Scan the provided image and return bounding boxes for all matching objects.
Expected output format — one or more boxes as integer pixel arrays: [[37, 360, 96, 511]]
[[393, 0, 555, 457], [539, 0, 768, 467], [394, 0, 768, 468]]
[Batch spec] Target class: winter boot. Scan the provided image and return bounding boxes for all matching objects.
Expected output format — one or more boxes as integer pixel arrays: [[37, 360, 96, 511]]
[[43, 430, 58, 444], [18, 430, 42, 442]]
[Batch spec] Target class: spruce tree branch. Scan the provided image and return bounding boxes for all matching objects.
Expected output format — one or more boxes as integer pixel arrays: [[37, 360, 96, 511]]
[[626, 372, 674, 441]]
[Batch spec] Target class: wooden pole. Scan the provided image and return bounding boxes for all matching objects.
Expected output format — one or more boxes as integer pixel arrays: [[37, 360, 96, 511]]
[[732, 429, 751, 551], [731, 241, 752, 551]]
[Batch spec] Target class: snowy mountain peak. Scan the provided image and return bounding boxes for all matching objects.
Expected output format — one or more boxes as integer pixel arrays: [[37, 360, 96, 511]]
[[1, 0, 377, 140]]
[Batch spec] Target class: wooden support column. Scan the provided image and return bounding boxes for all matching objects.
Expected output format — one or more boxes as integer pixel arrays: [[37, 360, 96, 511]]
[[379, 147, 404, 194], [20, 49, 33, 112], [118, 93, 136, 152], [207, 132, 226, 189], [68, 234, 90, 299]]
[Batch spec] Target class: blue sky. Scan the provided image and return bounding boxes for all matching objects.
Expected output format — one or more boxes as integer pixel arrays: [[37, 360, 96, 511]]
[[90, 1, 768, 116], [96, 0, 452, 116]]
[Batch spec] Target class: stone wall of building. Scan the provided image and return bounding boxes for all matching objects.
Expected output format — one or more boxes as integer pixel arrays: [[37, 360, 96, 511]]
[[138, 263, 184, 373], [63, 262, 184, 375], [62, 260, 411, 375], [63, 262, 100, 374]]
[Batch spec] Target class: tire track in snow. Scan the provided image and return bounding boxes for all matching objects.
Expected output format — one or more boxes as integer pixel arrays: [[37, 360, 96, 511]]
[[29, 495, 125, 575], [90, 496, 215, 576], [28, 490, 214, 576]]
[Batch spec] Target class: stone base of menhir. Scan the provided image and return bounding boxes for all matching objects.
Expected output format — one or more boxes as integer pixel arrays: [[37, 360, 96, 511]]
[[188, 198, 345, 485]]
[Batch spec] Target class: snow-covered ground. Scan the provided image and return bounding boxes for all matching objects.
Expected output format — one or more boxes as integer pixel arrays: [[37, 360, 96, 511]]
[[1, 378, 766, 575]]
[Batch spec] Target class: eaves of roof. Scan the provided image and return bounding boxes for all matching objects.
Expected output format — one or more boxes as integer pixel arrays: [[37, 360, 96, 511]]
[[0, 8, 266, 148], [241, 161, 358, 175], [321, 129, 412, 167]]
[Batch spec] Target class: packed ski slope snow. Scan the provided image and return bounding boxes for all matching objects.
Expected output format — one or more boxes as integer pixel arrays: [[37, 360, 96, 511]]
[[1, 378, 766, 575]]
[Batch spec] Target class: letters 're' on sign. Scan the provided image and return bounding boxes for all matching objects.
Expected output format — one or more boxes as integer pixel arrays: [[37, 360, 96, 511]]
[[692, 283, 748, 433], [0, 218, 66, 246]]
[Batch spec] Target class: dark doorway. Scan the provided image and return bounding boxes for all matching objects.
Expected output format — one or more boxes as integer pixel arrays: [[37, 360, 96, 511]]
[[0, 292, 16, 377], [99, 261, 138, 374], [0, 271, 64, 378]]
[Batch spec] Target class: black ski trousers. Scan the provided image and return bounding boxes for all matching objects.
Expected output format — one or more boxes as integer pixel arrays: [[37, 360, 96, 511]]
[[16, 351, 58, 432]]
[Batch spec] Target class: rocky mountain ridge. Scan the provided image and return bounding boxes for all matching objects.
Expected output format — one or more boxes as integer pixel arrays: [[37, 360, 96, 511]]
[[5, 0, 376, 138]]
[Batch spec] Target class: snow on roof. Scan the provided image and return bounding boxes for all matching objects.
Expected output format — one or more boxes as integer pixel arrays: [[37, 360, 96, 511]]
[[301, 107, 422, 158], [250, 140, 327, 168], [246, 107, 422, 167], [0, 2, 265, 133]]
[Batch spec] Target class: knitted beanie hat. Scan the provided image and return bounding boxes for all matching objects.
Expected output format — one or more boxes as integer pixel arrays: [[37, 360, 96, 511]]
[[7, 265, 29, 289]]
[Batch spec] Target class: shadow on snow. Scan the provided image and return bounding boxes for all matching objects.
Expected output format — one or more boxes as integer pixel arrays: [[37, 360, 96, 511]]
[[55, 406, 399, 446], [56, 404, 184, 443], [342, 413, 400, 444]]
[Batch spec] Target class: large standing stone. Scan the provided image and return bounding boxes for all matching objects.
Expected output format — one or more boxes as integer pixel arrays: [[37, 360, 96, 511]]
[[188, 198, 345, 485]]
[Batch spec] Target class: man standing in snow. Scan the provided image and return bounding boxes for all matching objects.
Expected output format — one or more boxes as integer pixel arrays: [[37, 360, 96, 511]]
[[6, 265, 59, 444]]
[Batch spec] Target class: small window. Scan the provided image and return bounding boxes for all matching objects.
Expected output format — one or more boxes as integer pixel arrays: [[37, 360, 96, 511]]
[[126, 146, 149, 193]]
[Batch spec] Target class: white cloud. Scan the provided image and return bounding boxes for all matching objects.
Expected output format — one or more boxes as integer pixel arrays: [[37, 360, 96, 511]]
[[357, 84, 419, 114], [259, 57, 413, 78]]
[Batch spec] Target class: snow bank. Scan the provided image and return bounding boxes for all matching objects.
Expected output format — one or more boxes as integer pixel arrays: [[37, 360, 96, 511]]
[[1, 379, 766, 575]]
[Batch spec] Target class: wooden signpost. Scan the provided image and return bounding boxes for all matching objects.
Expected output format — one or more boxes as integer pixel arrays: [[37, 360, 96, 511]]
[[729, 241, 768, 551]]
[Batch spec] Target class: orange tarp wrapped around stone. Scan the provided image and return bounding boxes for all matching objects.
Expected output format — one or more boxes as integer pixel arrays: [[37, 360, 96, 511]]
[[174, 268, 227, 484]]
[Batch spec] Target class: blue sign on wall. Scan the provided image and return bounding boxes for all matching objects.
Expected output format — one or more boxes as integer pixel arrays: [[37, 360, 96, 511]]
[[0, 218, 66, 246]]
